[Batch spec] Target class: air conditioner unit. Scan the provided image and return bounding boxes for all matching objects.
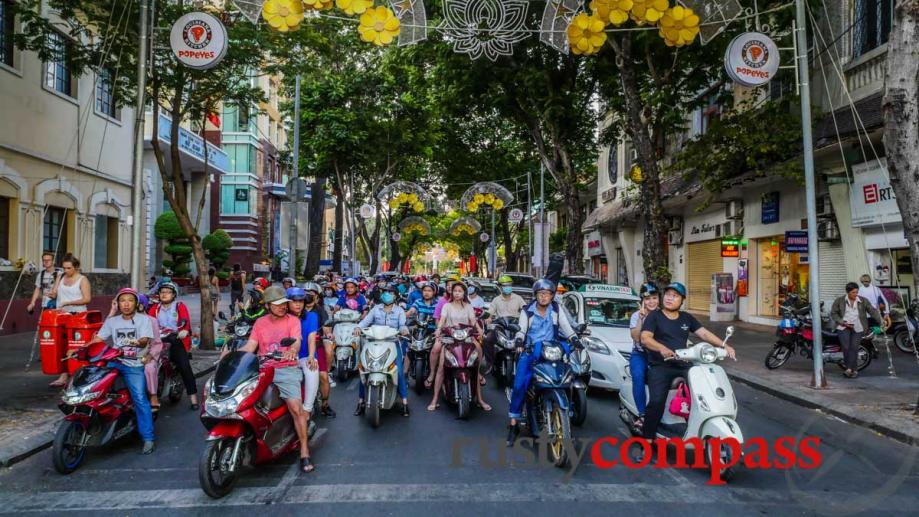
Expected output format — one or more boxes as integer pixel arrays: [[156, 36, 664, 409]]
[[668, 229, 683, 246], [816, 195, 834, 218], [722, 220, 744, 237], [725, 200, 744, 220], [817, 219, 840, 241]]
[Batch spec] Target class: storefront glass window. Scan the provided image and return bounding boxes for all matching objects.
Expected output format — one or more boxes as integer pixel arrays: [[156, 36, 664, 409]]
[[757, 237, 809, 316]]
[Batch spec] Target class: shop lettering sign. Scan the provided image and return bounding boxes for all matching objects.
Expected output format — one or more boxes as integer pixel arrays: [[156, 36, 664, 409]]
[[784, 231, 808, 253], [850, 158, 901, 228], [761, 191, 780, 224], [721, 239, 740, 258]]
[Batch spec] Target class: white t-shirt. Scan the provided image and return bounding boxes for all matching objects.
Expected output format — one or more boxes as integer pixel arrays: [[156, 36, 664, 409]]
[[469, 296, 487, 310], [34, 268, 61, 307], [96, 313, 155, 368]]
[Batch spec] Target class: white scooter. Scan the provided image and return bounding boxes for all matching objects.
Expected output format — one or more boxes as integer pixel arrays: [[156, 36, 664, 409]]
[[357, 325, 401, 428], [616, 327, 744, 481], [332, 309, 362, 383]]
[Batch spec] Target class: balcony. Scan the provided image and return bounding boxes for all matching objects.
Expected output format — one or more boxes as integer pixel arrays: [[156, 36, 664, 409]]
[[844, 44, 887, 102]]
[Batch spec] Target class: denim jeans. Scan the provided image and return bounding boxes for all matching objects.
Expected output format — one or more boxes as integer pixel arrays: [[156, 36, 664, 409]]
[[108, 362, 154, 441], [359, 344, 407, 401], [508, 340, 571, 419], [629, 350, 649, 415]]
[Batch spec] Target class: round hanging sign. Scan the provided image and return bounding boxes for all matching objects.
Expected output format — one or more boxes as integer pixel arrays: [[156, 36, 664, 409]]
[[360, 204, 376, 219], [479, 232, 490, 243], [508, 208, 524, 224], [169, 12, 228, 70], [392, 232, 402, 242], [724, 32, 780, 88]]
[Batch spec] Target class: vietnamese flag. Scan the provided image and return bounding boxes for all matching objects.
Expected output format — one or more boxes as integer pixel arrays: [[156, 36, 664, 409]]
[[207, 112, 221, 128]]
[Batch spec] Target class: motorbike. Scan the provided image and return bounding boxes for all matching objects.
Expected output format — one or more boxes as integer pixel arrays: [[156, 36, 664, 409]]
[[487, 317, 520, 388], [518, 339, 577, 468], [617, 328, 744, 482], [568, 326, 592, 427], [218, 312, 255, 353], [358, 325, 402, 428], [156, 325, 187, 405], [765, 299, 877, 371], [890, 299, 918, 354], [441, 324, 480, 419], [198, 340, 314, 499], [407, 313, 435, 395], [52, 342, 141, 474], [332, 309, 362, 383]]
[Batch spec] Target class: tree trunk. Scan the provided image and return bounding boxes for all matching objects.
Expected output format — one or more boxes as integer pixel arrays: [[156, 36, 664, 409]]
[[557, 179, 584, 274], [304, 177, 326, 279], [387, 209, 402, 272], [616, 34, 670, 285], [333, 183, 344, 272], [882, 0, 919, 414], [369, 199, 382, 274]]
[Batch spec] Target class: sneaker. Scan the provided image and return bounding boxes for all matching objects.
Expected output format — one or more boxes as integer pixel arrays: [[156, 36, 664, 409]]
[[329, 379, 337, 388], [142, 441, 155, 455], [506, 423, 520, 447]]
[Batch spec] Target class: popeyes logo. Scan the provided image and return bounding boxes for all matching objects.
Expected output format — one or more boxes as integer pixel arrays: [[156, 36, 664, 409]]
[[725, 32, 780, 88], [182, 19, 212, 50], [741, 40, 769, 68], [169, 12, 228, 70]]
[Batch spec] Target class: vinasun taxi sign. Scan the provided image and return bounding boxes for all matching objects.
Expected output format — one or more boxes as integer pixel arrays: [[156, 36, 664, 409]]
[[169, 12, 229, 70], [724, 32, 780, 88], [580, 284, 638, 299]]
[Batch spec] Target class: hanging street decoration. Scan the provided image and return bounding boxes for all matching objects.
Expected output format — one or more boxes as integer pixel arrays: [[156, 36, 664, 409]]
[[539, 0, 580, 54], [169, 11, 229, 70], [304, 0, 335, 11], [392, 232, 402, 242], [723, 32, 780, 87], [567, 13, 607, 56], [337, 0, 374, 15], [389, 0, 428, 46], [449, 217, 482, 237], [358, 6, 402, 46], [681, 0, 743, 45], [479, 232, 490, 243], [399, 216, 432, 236], [460, 182, 514, 212], [440, 0, 530, 61], [377, 181, 430, 213], [262, 0, 305, 32]]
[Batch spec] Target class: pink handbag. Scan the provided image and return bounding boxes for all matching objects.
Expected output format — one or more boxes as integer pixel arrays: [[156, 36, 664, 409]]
[[669, 383, 691, 418]]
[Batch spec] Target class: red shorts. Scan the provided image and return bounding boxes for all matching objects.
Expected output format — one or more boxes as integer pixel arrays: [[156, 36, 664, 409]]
[[316, 343, 328, 373]]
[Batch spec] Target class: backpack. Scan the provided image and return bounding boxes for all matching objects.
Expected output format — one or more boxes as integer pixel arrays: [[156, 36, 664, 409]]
[[41, 269, 60, 309]]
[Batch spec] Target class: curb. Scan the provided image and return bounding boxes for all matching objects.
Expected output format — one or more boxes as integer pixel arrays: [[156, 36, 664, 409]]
[[726, 369, 918, 447], [0, 360, 218, 469]]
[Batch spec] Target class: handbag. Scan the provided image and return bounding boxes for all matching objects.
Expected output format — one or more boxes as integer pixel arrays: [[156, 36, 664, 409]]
[[669, 382, 691, 418]]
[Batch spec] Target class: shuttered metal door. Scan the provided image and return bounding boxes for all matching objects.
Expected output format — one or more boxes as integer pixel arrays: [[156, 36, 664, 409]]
[[818, 241, 848, 308], [687, 240, 722, 312]]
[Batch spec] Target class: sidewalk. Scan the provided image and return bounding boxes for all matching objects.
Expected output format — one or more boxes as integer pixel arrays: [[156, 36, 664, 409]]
[[0, 306, 221, 467], [699, 316, 919, 446]]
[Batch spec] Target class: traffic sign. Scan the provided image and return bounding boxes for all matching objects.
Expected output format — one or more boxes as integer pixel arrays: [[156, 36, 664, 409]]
[[479, 232, 490, 243], [285, 177, 308, 200], [392, 232, 402, 242], [360, 204, 375, 219], [509, 208, 524, 224]]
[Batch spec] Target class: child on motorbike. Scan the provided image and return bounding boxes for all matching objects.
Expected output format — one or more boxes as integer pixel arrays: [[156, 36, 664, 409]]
[[148, 282, 198, 410]]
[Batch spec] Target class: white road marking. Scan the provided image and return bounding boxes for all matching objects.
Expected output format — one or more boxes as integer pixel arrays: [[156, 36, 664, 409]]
[[611, 425, 693, 487]]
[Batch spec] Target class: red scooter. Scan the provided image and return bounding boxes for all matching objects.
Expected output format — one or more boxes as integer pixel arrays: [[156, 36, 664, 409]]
[[52, 342, 138, 474], [198, 340, 310, 499], [441, 324, 480, 419], [156, 326, 186, 405]]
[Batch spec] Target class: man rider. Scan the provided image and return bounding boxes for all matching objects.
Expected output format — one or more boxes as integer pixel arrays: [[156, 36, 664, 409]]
[[352, 284, 410, 417], [484, 274, 526, 372], [84, 288, 156, 454], [506, 279, 579, 445], [230, 286, 314, 473], [239, 277, 270, 319], [335, 277, 367, 313], [406, 275, 426, 306]]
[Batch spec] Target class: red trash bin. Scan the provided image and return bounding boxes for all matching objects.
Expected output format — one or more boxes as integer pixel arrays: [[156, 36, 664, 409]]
[[66, 311, 104, 375], [39, 310, 72, 375]]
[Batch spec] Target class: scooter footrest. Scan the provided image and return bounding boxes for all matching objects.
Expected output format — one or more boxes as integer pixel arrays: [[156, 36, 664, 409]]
[[658, 422, 688, 437]]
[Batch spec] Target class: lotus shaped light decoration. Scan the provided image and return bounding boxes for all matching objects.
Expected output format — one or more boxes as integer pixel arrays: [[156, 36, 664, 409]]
[[439, 0, 529, 61]]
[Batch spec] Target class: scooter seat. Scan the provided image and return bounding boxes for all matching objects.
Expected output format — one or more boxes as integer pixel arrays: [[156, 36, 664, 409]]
[[670, 377, 686, 389]]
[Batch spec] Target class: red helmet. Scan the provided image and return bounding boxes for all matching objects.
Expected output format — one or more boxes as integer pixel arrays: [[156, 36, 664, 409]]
[[254, 277, 270, 290]]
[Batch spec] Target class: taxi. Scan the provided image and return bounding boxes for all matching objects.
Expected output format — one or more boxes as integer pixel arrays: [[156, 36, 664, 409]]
[[561, 283, 640, 391]]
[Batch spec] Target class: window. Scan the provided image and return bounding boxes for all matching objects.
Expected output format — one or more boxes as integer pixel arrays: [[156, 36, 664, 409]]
[[94, 215, 118, 269], [43, 207, 68, 262], [607, 144, 618, 185], [44, 31, 73, 96], [237, 105, 249, 132], [95, 68, 117, 118], [853, 0, 894, 57], [221, 183, 252, 214], [0, 197, 10, 259], [1, 0, 14, 68]]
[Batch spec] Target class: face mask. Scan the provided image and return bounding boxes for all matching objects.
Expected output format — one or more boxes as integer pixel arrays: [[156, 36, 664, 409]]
[[502, 286, 513, 295], [468, 287, 476, 295], [381, 292, 395, 305]]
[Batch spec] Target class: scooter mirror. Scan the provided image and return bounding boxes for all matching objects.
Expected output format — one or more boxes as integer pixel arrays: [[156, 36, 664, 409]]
[[725, 326, 735, 339]]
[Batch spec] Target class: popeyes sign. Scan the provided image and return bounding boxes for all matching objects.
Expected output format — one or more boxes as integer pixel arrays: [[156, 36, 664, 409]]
[[169, 12, 228, 70], [724, 32, 780, 88]]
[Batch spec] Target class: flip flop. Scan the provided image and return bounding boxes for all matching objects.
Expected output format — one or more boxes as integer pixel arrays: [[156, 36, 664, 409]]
[[424, 378, 433, 389], [300, 457, 315, 473], [151, 404, 161, 413], [479, 377, 486, 386], [476, 401, 492, 412], [427, 403, 440, 411]]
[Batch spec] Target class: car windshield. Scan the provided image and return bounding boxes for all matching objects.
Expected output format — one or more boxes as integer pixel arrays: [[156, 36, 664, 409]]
[[478, 285, 499, 302], [583, 297, 638, 327]]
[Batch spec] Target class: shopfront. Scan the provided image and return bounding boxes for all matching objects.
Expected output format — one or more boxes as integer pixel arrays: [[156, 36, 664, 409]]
[[586, 231, 608, 280], [684, 210, 727, 313], [755, 235, 810, 317]]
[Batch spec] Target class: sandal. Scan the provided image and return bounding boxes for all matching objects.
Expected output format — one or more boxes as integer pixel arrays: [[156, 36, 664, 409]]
[[427, 402, 440, 411], [424, 378, 433, 389], [479, 377, 487, 386], [476, 401, 492, 411], [151, 404, 161, 413], [300, 457, 315, 473]]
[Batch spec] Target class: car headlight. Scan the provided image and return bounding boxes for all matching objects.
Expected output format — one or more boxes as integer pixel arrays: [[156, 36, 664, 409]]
[[205, 378, 257, 418], [235, 324, 250, 337], [583, 337, 611, 355], [62, 389, 101, 405], [699, 344, 718, 363], [542, 345, 563, 362], [466, 350, 478, 367]]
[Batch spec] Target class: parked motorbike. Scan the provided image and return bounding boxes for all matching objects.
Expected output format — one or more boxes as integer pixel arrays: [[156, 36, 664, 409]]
[[569, 326, 592, 427], [765, 299, 877, 371], [52, 342, 140, 474], [407, 313, 435, 395], [441, 324, 480, 419], [488, 317, 520, 388], [218, 312, 255, 353], [617, 327, 744, 482], [332, 309, 362, 383], [198, 339, 314, 499], [890, 299, 918, 354], [357, 325, 402, 428], [520, 339, 576, 468]]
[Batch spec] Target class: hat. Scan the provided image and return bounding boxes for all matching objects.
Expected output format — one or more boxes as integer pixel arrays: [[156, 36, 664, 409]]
[[264, 285, 290, 305], [664, 282, 687, 298]]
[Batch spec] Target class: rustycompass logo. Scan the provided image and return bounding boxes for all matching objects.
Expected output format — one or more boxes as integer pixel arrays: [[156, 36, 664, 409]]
[[741, 40, 769, 68], [182, 19, 213, 50]]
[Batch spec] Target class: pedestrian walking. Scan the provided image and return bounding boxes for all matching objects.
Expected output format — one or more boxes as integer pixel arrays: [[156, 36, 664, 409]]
[[831, 282, 883, 378], [27, 251, 61, 314], [229, 264, 246, 318], [858, 274, 891, 328], [209, 267, 220, 315]]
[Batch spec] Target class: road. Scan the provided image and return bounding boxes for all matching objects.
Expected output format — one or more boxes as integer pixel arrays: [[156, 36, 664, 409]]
[[0, 374, 917, 516]]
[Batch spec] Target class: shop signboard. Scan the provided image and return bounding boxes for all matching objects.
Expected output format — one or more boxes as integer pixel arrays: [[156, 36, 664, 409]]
[[169, 12, 228, 70], [721, 239, 740, 257], [785, 231, 808, 253], [587, 231, 603, 257], [850, 159, 901, 228], [724, 32, 780, 87], [761, 191, 780, 224]]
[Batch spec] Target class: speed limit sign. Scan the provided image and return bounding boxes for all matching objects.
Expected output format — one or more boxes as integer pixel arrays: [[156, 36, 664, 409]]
[[392, 232, 401, 242], [508, 208, 524, 224], [479, 233, 490, 243]]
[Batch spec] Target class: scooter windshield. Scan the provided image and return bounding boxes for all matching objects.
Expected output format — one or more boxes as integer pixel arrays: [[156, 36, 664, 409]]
[[213, 351, 259, 396], [71, 366, 111, 388]]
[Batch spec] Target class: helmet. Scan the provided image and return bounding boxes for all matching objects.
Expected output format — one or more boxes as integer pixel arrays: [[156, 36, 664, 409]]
[[115, 287, 139, 304], [137, 293, 150, 311], [254, 277, 270, 290], [421, 281, 437, 292], [282, 277, 296, 286], [532, 279, 556, 296], [158, 281, 179, 294], [263, 285, 289, 305], [498, 274, 513, 285], [286, 287, 307, 301], [639, 282, 659, 298], [303, 282, 321, 295], [380, 283, 398, 293], [343, 277, 358, 288], [664, 282, 687, 298], [375, 274, 387, 282]]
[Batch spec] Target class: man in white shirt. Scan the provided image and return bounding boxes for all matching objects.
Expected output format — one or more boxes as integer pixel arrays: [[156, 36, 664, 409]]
[[28, 252, 61, 313], [858, 274, 891, 328]]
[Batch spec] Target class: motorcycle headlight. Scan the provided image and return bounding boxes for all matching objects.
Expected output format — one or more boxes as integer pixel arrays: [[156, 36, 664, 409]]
[[583, 337, 611, 355], [699, 344, 718, 364], [444, 349, 459, 367], [452, 329, 469, 341], [205, 378, 257, 418], [235, 324, 250, 337], [62, 388, 101, 405], [364, 349, 391, 371], [466, 350, 478, 367], [542, 345, 563, 362]]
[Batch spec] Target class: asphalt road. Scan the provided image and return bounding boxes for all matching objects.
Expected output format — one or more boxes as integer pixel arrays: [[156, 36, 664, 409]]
[[0, 373, 917, 516]]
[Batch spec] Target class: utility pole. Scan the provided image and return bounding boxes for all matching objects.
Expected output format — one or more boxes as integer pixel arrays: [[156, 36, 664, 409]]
[[489, 208, 496, 277], [130, 0, 149, 289], [526, 169, 532, 274], [289, 74, 301, 278], [794, 0, 824, 388], [539, 162, 546, 277]]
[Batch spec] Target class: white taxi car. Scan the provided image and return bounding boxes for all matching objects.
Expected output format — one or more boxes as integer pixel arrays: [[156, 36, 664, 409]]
[[561, 284, 639, 391]]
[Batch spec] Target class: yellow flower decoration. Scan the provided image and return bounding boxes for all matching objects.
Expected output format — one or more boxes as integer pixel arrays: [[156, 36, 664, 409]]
[[262, 0, 305, 32], [629, 164, 643, 183], [601, 0, 633, 25], [358, 6, 400, 46], [467, 202, 479, 212], [336, 0, 373, 16], [413, 202, 424, 212], [493, 199, 504, 210], [304, 0, 333, 10], [484, 193, 495, 204], [659, 5, 700, 47], [388, 199, 399, 209], [567, 13, 608, 56], [473, 193, 485, 204], [630, 0, 668, 24]]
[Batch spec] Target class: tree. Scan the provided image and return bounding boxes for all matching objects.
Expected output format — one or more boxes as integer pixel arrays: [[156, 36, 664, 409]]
[[202, 229, 234, 279], [154, 211, 192, 277]]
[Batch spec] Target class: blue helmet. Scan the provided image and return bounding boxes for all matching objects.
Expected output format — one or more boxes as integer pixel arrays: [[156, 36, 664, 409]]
[[532, 279, 556, 296], [664, 282, 687, 298], [639, 283, 658, 298], [286, 287, 307, 301]]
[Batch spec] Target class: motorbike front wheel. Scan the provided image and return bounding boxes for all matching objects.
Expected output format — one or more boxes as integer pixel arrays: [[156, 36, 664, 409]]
[[546, 398, 571, 468], [52, 420, 87, 474], [456, 381, 471, 420], [704, 436, 739, 483], [765, 345, 792, 369], [413, 357, 427, 395], [336, 359, 349, 383], [366, 384, 381, 429], [199, 439, 239, 499], [571, 387, 588, 427], [893, 330, 917, 354]]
